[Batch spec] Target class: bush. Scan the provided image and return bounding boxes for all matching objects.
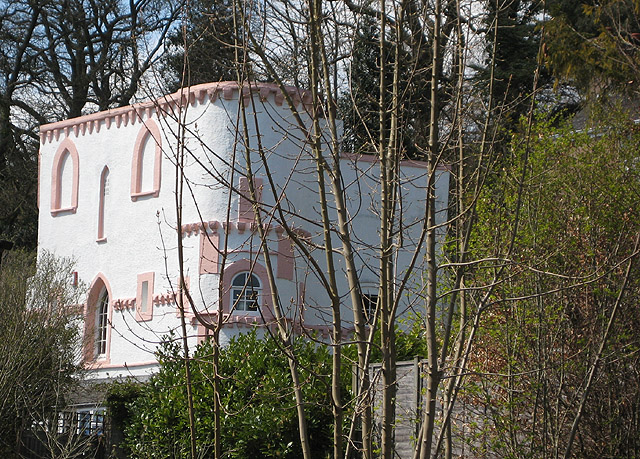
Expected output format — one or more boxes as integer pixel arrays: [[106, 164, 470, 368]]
[[124, 330, 338, 458], [0, 250, 83, 456]]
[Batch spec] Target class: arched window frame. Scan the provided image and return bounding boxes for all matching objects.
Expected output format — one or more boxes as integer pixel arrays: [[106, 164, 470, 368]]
[[221, 260, 274, 321], [50, 138, 79, 215], [83, 273, 113, 364], [230, 272, 262, 312], [97, 166, 109, 242], [131, 119, 162, 200]]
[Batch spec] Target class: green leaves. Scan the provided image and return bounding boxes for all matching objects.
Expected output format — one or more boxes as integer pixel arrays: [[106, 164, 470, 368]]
[[123, 330, 337, 459], [469, 109, 640, 456]]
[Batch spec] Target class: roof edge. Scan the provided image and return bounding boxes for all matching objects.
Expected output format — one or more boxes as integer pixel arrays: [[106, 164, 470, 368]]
[[39, 81, 313, 144]]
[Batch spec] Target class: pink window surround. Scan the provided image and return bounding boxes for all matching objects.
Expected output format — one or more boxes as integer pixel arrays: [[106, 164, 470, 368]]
[[50, 138, 79, 215], [83, 273, 113, 365], [277, 236, 294, 280], [221, 259, 274, 321], [97, 166, 109, 242], [238, 177, 263, 222], [131, 119, 162, 200], [135, 272, 155, 322], [196, 280, 305, 344], [200, 231, 220, 274], [197, 323, 213, 345], [297, 282, 306, 315], [175, 276, 192, 317]]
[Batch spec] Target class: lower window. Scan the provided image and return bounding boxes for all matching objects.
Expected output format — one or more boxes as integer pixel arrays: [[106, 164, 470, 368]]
[[231, 272, 261, 312]]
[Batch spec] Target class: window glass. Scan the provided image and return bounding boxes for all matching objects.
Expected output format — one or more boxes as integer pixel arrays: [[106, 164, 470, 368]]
[[95, 290, 109, 356], [97, 167, 109, 240], [140, 281, 149, 313], [74, 409, 105, 436], [231, 272, 261, 312], [140, 133, 155, 192], [362, 293, 378, 324], [59, 151, 73, 208]]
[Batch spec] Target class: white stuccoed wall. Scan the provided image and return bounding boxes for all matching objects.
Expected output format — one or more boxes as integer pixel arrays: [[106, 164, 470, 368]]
[[38, 81, 450, 382]]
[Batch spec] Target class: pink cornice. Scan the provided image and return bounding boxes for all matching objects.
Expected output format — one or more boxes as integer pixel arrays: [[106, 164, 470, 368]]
[[39, 82, 314, 144], [340, 151, 452, 172], [85, 360, 158, 370], [114, 298, 136, 311], [180, 220, 311, 239]]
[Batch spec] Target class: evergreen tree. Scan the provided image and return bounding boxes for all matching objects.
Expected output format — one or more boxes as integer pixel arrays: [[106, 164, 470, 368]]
[[164, 0, 238, 90], [474, 0, 546, 127], [545, 0, 640, 96], [340, 15, 428, 159]]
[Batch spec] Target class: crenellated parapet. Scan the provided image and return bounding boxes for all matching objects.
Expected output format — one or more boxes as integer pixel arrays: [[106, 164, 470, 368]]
[[39, 81, 313, 145]]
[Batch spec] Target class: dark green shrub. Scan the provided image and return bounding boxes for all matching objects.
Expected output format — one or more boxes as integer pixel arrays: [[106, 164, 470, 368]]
[[124, 330, 337, 458]]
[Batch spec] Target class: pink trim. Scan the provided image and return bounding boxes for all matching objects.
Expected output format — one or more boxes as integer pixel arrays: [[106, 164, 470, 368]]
[[298, 282, 306, 314], [37, 151, 41, 209], [83, 273, 113, 365], [97, 166, 108, 241], [175, 276, 192, 317], [221, 259, 274, 321], [277, 236, 294, 280], [86, 360, 158, 370], [199, 231, 220, 274], [131, 119, 162, 200], [113, 288, 176, 311], [114, 298, 135, 310], [180, 221, 310, 245], [238, 177, 263, 222], [135, 272, 155, 322], [340, 151, 451, 171], [50, 138, 79, 215], [197, 323, 211, 345], [196, 317, 352, 343], [195, 313, 271, 344], [153, 291, 176, 305]]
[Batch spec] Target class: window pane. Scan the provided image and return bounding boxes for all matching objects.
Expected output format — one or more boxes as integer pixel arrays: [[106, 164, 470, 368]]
[[362, 293, 378, 324], [60, 152, 73, 208], [140, 281, 148, 313], [232, 272, 247, 287], [247, 273, 259, 287], [230, 272, 261, 312], [96, 291, 109, 356]]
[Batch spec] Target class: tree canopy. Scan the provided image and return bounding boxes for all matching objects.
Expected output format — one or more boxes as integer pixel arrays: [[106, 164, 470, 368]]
[[0, 251, 84, 457]]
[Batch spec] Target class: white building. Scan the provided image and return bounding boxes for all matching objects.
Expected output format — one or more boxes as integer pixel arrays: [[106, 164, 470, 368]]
[[37, 81, 449, 383]]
